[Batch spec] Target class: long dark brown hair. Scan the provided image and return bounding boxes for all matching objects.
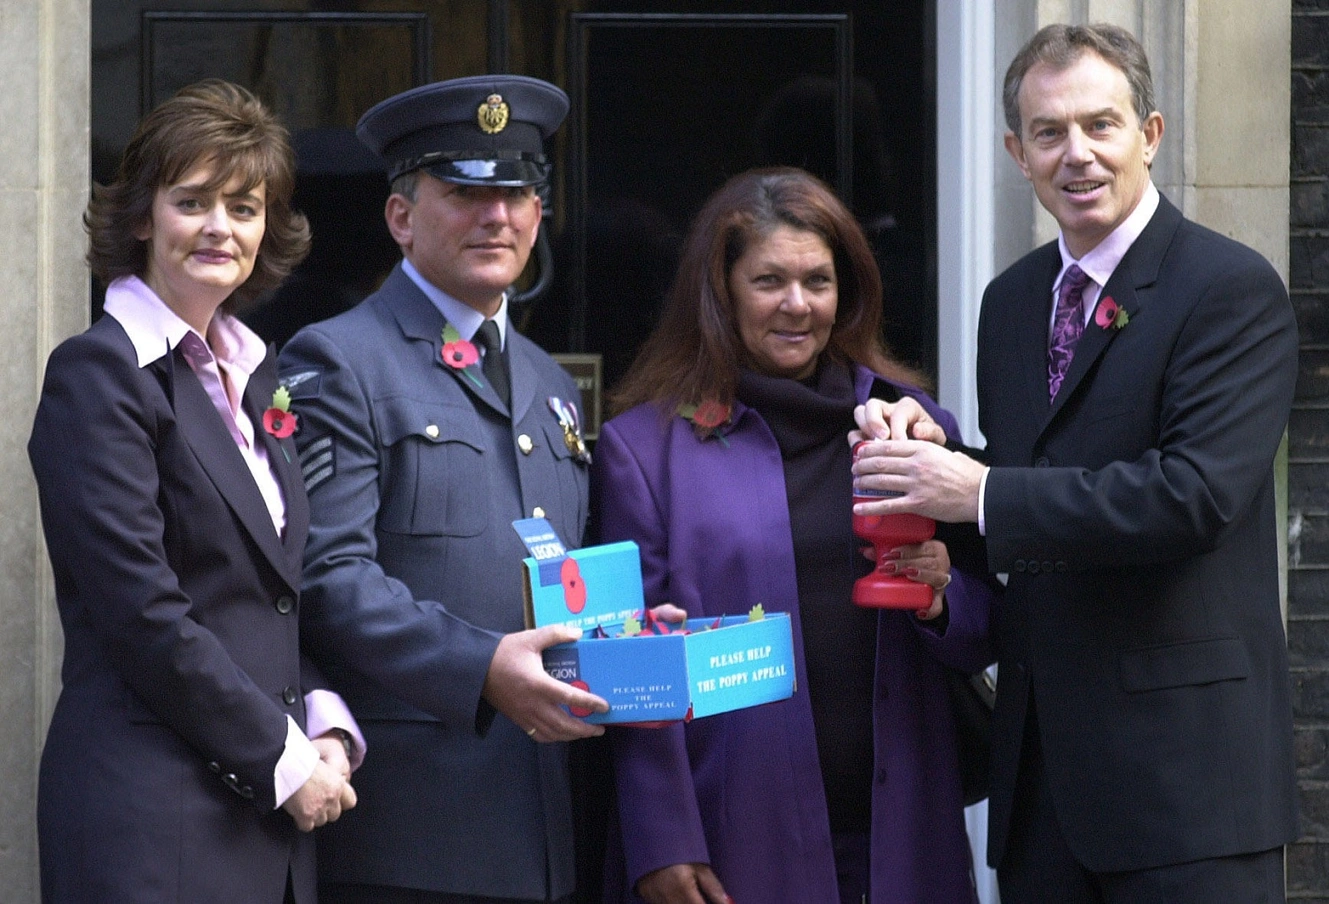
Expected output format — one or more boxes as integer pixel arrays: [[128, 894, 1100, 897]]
[[609, 166, 923, 417], [84, 79, 310, 309]]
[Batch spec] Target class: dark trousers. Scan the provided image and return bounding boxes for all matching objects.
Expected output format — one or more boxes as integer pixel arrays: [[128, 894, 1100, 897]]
[[321, 885, 571, 904], [833, 831, 870, 904], [999, 697, 1285, 904]]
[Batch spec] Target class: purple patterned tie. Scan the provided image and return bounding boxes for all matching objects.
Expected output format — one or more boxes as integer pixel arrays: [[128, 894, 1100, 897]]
[[1048, 264, 1091, 401]]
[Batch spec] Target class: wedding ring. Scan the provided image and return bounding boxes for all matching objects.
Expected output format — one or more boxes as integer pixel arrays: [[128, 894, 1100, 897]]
[[527, 726, 538, 737], [939, 574, 953, 590]]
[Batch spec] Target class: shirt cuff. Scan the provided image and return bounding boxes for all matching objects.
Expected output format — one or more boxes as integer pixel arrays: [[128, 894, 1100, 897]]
[[273, 715, 320, 809], [977, 466, 991, 536], [304, 688, 367, 771]]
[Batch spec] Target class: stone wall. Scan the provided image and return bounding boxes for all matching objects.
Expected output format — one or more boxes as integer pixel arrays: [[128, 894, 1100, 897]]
[[0, 0, 90, 897], [1290, 1, 1329, 899]]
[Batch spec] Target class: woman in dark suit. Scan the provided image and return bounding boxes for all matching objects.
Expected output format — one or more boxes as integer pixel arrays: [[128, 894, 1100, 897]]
[[29, 80, 360, 904], [595, 168, 996, 904]]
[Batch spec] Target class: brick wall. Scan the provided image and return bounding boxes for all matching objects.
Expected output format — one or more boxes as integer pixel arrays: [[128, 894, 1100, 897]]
[[1290, 2, 1329, 899]]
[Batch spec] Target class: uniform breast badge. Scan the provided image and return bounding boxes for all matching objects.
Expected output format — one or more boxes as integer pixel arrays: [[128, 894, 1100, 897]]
[[548, 396, 591, 464]]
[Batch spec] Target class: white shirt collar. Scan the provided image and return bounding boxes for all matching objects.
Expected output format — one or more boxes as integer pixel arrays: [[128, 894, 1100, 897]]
[[401, 258, 508, 349]]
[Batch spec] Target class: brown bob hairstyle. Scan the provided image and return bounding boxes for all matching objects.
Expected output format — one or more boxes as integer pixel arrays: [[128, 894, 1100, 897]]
[[84, 79, 310, 309], [610, 166, 923, 417]]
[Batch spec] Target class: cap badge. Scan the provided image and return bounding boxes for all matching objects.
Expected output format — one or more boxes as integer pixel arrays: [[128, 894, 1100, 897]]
[[478, 93, 510, 134]]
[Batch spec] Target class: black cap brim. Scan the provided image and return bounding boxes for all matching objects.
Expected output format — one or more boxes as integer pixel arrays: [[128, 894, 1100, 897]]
[[422, 157, 549, 187]]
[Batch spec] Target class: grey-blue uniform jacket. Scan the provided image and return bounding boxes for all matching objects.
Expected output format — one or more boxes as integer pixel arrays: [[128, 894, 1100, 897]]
[[278, 263, 589, 899]]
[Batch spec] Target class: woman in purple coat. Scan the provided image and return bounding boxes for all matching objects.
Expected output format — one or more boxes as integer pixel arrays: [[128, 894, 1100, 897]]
[[593, 168, 995, 904]]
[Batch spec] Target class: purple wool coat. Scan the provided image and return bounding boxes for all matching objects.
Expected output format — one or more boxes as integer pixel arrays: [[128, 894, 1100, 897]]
[[594, 366, 994, 904]]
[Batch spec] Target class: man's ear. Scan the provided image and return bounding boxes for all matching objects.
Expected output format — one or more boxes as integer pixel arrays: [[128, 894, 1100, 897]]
[[1004, 131, 1032, 181], [1141, 111, 1164, 168], [384, 193, 413, 250]]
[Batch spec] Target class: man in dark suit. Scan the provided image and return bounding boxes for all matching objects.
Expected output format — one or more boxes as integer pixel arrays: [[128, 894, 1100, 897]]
[[852, 23, 1298, 903], [279, 76, 607, 903]]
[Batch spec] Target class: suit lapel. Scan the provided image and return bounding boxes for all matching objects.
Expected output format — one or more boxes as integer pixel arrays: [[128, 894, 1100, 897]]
[[1021, 249, 1061, 421], [1047, 281, 1139, 421], [171, 346, 298, 588], [1045, 195, 1182, 423], [507, 331, 537, 424], [246, 348, 308, 580], [383, 266, 511, 416]]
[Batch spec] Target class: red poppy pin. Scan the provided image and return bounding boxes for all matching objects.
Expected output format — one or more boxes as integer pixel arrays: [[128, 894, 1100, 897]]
[[643, 607, 686, 635], [677, 399, 732, 445], [1095, 296, 1129, 331], [441, 324, 483, 387], [263, 386, 297, 439]]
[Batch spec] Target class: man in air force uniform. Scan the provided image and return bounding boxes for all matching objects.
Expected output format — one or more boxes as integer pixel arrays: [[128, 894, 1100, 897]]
[[280, 75, 603, 904]]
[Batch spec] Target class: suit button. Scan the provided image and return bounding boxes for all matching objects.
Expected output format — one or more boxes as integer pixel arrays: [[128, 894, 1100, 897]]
[[1013, 560, 1027, 572], [1027, 561, 1040, 574], [1034, 456, 1050, 467], [207, 761, 220, 773], [532, 506, 545, 518], [1042, 561, 1054, 573], [1055, 561, 1068, 572], [518, 434, 534, 455], [275, 595, 294, 615], [240, 785, 254, 799], [282, 686, 298, 706]]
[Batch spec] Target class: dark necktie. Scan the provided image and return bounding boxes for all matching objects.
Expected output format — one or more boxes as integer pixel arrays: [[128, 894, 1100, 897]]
[[1048, 264, 1091, 402], [475, 319, 510, 406]]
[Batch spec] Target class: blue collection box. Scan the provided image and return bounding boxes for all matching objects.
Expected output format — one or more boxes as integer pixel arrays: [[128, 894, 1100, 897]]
[[516, 518, 795, 725]]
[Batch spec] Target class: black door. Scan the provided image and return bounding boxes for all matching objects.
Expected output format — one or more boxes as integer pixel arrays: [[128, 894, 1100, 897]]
[[93, 0, 934, 436]]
